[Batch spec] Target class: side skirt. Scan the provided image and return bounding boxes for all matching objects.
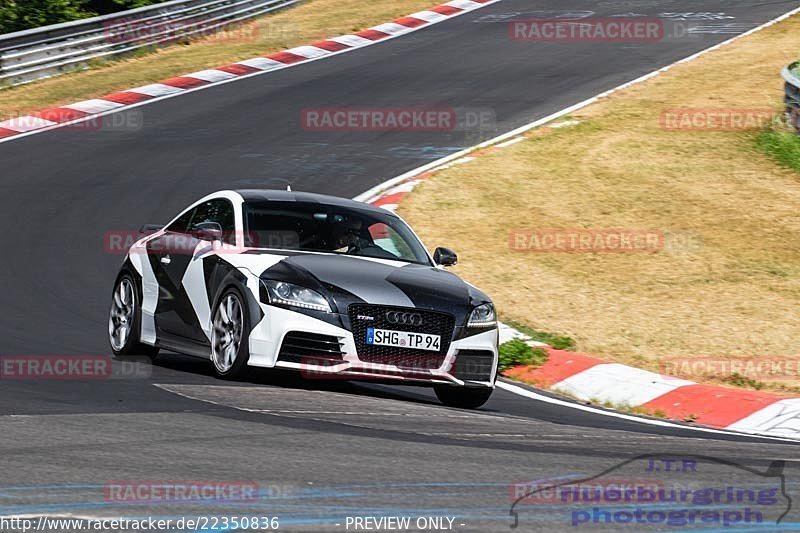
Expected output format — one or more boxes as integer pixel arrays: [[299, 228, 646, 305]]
[[156, 332, 212, 359]]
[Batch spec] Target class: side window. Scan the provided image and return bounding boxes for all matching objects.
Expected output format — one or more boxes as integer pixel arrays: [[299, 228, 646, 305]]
[[165, 208, 196, 234], [367, 222, 413, 261], [191, 199, 236, 245]]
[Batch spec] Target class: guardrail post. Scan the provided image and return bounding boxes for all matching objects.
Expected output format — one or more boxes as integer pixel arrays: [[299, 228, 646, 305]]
[[783, 62, 800, 134]]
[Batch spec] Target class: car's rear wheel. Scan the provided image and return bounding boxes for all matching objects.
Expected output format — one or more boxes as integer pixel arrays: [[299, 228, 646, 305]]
[[211, 288, 251, 380], [108, 273, 159, 359], [434, 385, 493, 409]]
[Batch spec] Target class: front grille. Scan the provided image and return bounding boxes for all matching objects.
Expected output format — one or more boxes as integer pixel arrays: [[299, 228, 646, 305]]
[[278, 331, 344, 365], [452, 350, 495, 381], [348, 304, 456, 369]]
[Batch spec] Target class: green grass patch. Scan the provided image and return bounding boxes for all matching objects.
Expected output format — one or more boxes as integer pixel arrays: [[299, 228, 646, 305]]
[[757, 129, 800, 172], [498, 339, 548, 371], [721, 372, 766, 390], [503, 319, 576, 350]]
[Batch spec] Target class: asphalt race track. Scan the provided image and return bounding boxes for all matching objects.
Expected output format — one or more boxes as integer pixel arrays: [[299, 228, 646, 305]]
[[1, 0, 800, 531]]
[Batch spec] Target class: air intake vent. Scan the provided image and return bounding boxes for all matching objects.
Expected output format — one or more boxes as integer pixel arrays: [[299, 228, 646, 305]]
[[278, 332, 344, 365], [452, 350, 495, 381]]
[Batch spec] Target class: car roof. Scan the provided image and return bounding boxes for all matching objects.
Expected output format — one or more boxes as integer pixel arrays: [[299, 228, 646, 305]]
[[235, 189, 394, 216]]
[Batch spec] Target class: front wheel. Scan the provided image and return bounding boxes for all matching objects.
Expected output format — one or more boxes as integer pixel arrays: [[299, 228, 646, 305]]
[[108, 273, 159, 359], [434, 385, 493, 409], [211, 288, 251, 380]]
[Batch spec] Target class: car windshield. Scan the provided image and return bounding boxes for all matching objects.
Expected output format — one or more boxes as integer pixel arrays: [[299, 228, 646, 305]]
[[243, 201, 431, 265]]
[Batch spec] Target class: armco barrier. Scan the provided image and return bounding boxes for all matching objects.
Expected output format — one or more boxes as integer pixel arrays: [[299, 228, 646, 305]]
[[783, 61, 800, 132], [0, 0, 300, 86]]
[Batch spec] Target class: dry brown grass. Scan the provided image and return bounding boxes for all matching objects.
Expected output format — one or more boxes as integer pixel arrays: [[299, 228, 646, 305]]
[[0, 0, 434, 120], [400, 15, 800, 381]]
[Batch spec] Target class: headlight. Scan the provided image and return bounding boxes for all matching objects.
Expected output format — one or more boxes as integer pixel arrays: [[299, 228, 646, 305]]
[[262, 280, 332, 313], [468, 303, 496, 328]]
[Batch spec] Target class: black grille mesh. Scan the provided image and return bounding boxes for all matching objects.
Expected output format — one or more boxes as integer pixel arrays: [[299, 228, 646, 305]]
[[452, 350, 495, 381], [278, 331, 344, 365], [348, 304, 455, 369]]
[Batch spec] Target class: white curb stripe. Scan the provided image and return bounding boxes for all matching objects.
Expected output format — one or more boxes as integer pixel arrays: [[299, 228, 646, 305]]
[[498, 323, 530, 344], [496, 137, 525, 148], [0, 116, 57, 132], [408, 10, 449, 23], [184, 69, 238, 82], [726, 399, 800, 437], [553, 363, 694, 406], [496, 381, 798, 443], [62, 99, 125, 114], [128, 83, 185, 97], [370, 22, 416, 36], [327, 35, 373, 47], [284, 45, 331, 59], [385, 182, 420, 195], [237, 57, 285, 70], [445, 0, 483, 9]]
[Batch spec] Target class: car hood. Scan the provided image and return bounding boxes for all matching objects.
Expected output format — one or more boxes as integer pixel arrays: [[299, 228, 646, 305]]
[[258, 253, 491, 320]]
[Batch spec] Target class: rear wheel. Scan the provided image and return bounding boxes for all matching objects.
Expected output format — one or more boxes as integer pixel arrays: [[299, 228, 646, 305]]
[[434, 385, 493, 409], [108, 273, 159, 359], [211, 288, 251, 380]]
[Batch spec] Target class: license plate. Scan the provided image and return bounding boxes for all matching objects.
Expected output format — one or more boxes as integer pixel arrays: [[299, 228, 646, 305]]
[[366, 327, 441, 352]]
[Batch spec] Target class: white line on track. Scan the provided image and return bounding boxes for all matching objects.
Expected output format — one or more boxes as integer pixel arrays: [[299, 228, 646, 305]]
[[496, 381, 798, 443], [354, 3, 800, 203], [352, 5, 800, 443]]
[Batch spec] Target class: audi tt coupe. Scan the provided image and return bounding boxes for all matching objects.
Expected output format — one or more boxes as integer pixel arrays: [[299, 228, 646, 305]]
[[108, 190, 499, 408]]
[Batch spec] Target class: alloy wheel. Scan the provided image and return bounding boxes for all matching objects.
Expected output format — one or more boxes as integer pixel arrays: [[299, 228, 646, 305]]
[[109, 277, 134, 351], [211, 293, 244, 373]]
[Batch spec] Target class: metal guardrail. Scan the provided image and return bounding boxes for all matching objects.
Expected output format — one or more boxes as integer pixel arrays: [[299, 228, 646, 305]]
[[0, 0, 300, 86], [782, 61, 800, 133]]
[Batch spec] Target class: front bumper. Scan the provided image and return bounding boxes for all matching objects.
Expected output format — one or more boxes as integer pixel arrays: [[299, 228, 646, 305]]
[[247, 304, 498, 387]]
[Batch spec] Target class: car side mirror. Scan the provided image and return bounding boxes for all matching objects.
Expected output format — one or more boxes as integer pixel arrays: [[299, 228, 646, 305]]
[[192, 221, 223, 242], [433, 247, 458, 267]]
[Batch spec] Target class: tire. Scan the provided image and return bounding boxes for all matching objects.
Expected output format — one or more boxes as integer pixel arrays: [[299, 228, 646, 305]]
[[210, 287, 251, 380], [434, 385, 493, 409], [108, 273, 159, 359]]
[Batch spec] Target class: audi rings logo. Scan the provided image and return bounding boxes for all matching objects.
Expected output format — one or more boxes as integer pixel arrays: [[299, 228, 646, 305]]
[[385, 311, 423, 326]]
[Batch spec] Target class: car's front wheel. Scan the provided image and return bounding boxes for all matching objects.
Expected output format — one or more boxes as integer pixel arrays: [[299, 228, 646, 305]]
[[108, 273, 159, 359], [211, 288, 251, 380], [434, 385, 493, 409]]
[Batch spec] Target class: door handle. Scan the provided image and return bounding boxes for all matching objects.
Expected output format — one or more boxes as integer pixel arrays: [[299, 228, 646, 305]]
[[160, 255, 171, 265]]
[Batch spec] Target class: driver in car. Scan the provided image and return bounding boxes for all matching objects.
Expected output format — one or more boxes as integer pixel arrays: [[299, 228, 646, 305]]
[[330, 216, 396, 260], [331, 216, 364, 253]]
